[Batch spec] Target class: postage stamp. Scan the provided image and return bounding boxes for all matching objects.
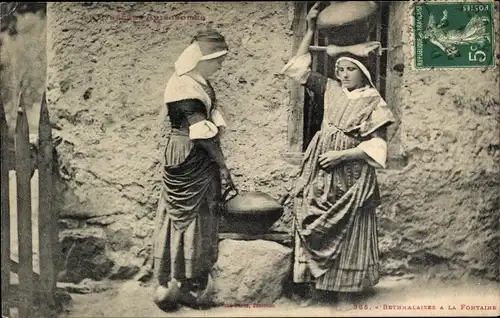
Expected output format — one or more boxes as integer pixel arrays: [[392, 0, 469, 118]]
[[413, 1, 496, 68]]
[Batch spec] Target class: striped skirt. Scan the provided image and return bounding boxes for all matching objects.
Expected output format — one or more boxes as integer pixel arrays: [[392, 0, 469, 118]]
[[293, 200, 380, 292]]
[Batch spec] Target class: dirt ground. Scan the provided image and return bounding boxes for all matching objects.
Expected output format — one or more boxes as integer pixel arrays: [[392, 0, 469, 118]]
[[54, 275, 500, 318]]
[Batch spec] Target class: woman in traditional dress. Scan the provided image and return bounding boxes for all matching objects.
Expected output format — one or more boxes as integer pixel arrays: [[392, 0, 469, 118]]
[[153, 29, 236, 311], [281, 3, 395, 305]]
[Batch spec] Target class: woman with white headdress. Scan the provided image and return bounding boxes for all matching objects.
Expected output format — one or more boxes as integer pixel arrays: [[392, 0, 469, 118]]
[[153, 29, 236, 311], [281, 3, 395, 305]]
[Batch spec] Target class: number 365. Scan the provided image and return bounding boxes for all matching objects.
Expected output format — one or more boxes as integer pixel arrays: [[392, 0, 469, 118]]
[[469, 45, 487, 62]]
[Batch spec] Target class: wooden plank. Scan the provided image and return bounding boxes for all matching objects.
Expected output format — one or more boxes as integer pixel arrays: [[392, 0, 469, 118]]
[[375, 5, 382, 92], [38, 91, 57, 316], [288, 81, 305, 152], [287, 1, 307, 152], [385, 2, 405, 169], [15, 92, 35, 318], [10, 258, 40, 282], [312, 29, 319, 72], [323, 36, 329, 77], [379, 3, 389, 99], [7, 283, 41, 310], [0, 92, 11, 316], [302, 26, 319, 150]]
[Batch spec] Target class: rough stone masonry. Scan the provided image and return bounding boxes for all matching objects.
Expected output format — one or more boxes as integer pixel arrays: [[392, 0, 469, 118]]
[[44, 2, 499, 284]]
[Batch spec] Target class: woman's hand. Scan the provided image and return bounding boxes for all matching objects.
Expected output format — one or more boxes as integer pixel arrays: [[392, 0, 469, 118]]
[[220, 167, 235, 190], [318, 150, 348, 169], [306, 2, 321, 32]]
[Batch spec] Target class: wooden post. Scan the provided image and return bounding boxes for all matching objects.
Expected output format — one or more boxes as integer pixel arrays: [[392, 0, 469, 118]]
[[312, 30, 319, 72], [374, 5, 382, 92], [302, 25, 320, 150], [0, 93, 11, 317], [287, 1, 307, 153], [15, 92, 35, 318], [38, 91, 57, 317], [323, 36, 330, 77]]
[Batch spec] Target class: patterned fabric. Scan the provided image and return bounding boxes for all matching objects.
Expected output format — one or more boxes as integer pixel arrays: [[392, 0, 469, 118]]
[[294, 131, 379, 278], [315, 205, 379, 292], [290, 71, 395, 292], [294, 205, 380, 292]]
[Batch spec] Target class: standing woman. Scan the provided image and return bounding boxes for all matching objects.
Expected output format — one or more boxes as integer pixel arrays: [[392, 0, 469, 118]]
[[154, 29, 235, 311], [282, 3, 395, 304]]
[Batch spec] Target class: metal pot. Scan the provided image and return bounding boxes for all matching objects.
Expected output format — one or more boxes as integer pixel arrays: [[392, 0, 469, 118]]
[[222, 191, 284, 235]]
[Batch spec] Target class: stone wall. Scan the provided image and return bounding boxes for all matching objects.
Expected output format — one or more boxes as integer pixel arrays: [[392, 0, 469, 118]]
[[376, 2, 500, 281], [45, 2, 499, 283], [46, 2, 298, 282]]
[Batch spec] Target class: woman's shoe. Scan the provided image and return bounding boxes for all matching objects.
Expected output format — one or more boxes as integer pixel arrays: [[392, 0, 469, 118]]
[[153, 280, 182, 312], [194, 272, 218, 309], [179, 278, 218, 310]]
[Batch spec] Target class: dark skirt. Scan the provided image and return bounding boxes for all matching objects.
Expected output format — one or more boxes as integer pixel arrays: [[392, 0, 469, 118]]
[[154, 130, 221, 289]]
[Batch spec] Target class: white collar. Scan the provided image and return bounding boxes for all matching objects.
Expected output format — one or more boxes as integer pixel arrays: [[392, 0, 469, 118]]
[[342, 85, 379, 99], [164, 72, 211, 107]]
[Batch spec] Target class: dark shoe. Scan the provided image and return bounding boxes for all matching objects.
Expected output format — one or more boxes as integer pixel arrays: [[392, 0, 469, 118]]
[[180, 274, 218, 310], [178, 288, 218, 310]]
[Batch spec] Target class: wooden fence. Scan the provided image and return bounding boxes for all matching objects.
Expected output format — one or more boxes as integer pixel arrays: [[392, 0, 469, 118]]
[[1, 91, 58, 318]]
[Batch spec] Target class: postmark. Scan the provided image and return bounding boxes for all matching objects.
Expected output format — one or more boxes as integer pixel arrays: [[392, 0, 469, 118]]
[[413, 1, 496, 68]]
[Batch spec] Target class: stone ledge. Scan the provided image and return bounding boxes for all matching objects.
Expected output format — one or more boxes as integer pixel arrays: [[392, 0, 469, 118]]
[[218, 232, 292, 245]]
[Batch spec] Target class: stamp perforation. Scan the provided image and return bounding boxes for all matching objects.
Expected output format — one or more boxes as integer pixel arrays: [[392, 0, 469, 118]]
[[409, 0, 497, 70]]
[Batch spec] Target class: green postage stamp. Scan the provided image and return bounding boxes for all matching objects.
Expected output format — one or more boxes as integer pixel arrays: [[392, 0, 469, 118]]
[[413, 1, 496, 68]]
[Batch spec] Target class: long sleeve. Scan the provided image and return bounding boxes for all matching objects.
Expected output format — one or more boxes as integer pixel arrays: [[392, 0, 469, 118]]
[[168, 99, 227, 169], [281, 53, 312, 85], [357, 127, 389, 169], [282, 53, 328, 98], [167, 98, 219, 140], [186, 104, 227, 169]]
